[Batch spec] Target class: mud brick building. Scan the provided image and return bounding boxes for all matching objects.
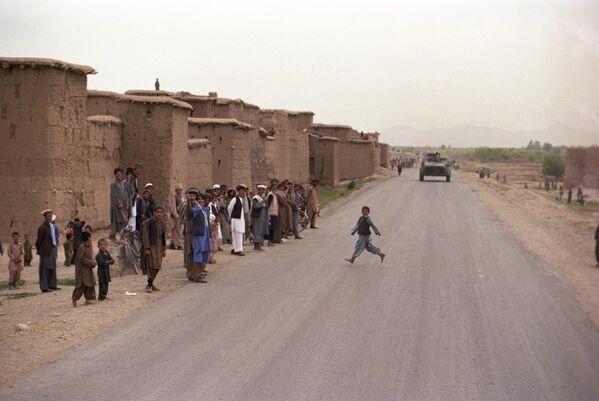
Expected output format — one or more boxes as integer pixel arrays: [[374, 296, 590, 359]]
[[565, 147, 599, 191], [0, 57, 390, 238]]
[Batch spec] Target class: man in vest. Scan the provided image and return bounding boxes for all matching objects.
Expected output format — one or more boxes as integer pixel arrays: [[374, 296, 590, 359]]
[[227, 185, 246, 256]]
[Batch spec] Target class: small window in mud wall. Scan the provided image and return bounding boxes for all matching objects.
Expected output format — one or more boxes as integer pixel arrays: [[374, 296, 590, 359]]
[[146, 109, 152, 119], [219, 136, 222, 143], [218, 159, 221, 168]]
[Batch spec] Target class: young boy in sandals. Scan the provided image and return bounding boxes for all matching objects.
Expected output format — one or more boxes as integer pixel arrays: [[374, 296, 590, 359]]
[[345, 205, 386, 264]]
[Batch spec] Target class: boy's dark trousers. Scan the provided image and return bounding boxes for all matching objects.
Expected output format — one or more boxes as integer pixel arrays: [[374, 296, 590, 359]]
[[97, 266, 110, 300]]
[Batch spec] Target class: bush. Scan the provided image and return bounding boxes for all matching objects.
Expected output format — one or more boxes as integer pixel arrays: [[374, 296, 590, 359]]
[[347, 181, 357, 191], [542, 154, 565, 178]]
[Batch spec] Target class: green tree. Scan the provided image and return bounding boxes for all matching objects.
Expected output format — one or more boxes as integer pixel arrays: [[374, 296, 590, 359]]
[[542, 154, 565, 181]]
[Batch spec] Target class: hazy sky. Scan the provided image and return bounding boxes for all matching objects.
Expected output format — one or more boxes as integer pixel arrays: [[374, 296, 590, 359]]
[[1, 0, 598, 136]]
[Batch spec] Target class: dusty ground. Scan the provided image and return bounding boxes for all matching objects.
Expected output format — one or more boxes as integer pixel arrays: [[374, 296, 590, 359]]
[[0, 240, 246, 389], [0, 172, 395, 390], [457, 161, 599, 327]]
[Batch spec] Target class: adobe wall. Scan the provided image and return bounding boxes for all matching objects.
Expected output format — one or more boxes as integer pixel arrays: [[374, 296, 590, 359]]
[[308, 135, 340, 185], [259, 110, 291, 180], [188, 118, 252, 186], [250, 129, 276, 184], [0, 59, 95, 238], [565, 147, 599, 189], [311, 124, 355, 142], [187, 139, 213, 191], [339, 141, 376, 181], [380, 143, 390, 167], [87, 91, 192, 207], [80, 116, 123, 227]]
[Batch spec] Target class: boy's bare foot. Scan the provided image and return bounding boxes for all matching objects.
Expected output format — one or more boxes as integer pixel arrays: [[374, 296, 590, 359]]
[[72, 300, 77, 307], [151, 285, 160, 291], [84, 300, 95, 305], [379, 253, 386, 263], [345, 257, 355, 264]]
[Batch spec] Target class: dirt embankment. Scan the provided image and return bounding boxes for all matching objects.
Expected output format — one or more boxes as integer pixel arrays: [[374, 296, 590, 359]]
[[457, 162, 599, 328]]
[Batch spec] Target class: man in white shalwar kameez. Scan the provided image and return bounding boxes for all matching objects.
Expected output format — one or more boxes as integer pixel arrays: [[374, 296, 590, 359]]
[[227, 185, 246, 256]]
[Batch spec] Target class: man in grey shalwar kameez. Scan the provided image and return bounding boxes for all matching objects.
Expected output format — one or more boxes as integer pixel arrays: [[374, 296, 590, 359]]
[[110, 168, 131, 239], [35, 209, 60, 292], [251, 185, 269, 251]]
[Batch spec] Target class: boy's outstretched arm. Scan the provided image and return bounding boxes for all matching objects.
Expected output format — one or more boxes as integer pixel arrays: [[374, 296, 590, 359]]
[[368, 217, 381, 236]]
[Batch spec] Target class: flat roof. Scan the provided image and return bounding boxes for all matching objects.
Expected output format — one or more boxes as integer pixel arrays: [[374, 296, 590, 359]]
[[88, 90, 193, 110], [125, 90, 177, 97], [188, 117, 253, 130], [87, 115, 123, 125], [0, 57, 96, 75], [311, 123, 354, 130]]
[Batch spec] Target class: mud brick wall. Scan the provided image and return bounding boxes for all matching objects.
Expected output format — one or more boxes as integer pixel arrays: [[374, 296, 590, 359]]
[[87, 91, 192, 209], [0, 63, 92, 238], [120, 103, 190, 207], [380, 143, 390, 167], [188, 119, 252, 186], [187, 139, 213, 191], [80, 117, 123, 228], [308, 135, 340, 186], [565, 147, 599, 189], [339, 141, 376, 181]]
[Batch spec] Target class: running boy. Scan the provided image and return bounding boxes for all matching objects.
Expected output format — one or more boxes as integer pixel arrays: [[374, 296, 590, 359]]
[[345, 206, 386, 264]]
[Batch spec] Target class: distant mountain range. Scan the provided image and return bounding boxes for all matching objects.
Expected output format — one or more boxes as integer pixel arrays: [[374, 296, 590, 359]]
[[380, 123, 598, 148]]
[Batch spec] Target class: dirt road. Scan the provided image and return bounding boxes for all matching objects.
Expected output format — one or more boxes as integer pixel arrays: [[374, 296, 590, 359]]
[[3, 170, 599, 401]]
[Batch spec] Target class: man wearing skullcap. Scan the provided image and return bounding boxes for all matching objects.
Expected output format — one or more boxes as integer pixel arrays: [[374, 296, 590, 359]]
[[169, 183, 184, 250], [72, 231, 97, 306], [227, 185, 246, 256], [35, 209, 60, 293], [142, 204, 167, 292], [109, 167, 131, 240]]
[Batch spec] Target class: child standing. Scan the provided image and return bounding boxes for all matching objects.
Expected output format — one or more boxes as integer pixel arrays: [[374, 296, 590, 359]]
[[95, 238, 115, 301], [72, 231, 96, 307], [345, 206, 386, 264], [23, 234, 33, 266], [7, 232, 24, 289]]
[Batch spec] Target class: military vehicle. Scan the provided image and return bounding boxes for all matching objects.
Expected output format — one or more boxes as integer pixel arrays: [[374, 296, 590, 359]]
[[419, 152, 451, 182]]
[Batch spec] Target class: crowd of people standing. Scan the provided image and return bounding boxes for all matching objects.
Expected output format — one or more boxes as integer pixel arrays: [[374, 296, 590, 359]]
[[2, 164, 322, 304]]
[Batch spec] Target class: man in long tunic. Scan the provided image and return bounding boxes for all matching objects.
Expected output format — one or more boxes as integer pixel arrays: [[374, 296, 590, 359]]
[[267, 183, 280, 245], [110, 168, 130, 240], [35, 209, 60, 293], [275, 183, 289, 241], [191, 195, 210, 283], [216, 186, 231, 244], [142, 204, 166, 293], [169, 183, 184, 249], [307, 180, 320, 229], [228, 185, 246, 256], [251, 185, 269, 251], [72, 231, 96, 306], [182, 188, 199, 281]]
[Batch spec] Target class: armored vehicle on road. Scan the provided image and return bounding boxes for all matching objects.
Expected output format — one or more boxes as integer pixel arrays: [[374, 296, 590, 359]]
[[419, 152, 451, 182]]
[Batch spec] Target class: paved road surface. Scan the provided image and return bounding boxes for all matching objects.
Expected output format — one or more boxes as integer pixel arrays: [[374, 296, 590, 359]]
[[3, 171, 599, 401]]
